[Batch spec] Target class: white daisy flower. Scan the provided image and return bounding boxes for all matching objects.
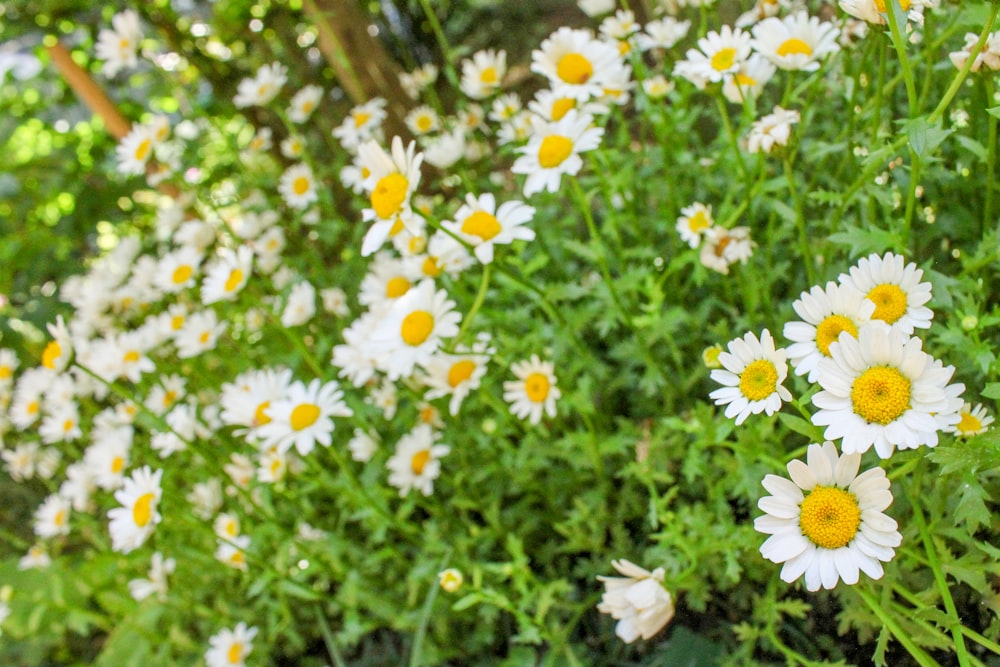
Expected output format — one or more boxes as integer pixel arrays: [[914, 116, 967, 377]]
[[332, 98, 387, 151], [174, 309, 227, 359], [287, 84, 324, 123], [710, 329, 792, 425], [811, 323, 958, 458], [38, 404, 83, 444], [19, 544, 52, 570], [84, 428, 132, 490], [216, 534, 251, 570], [34, 494, 71, 538], [108, 466, 163, 554], [443, 192, 536, 264], [205, 622, 258, 667], [369, 280, 462, 381], [420, 341, 494, 416], [839, 0, 928, 25], [423, 127, 467, 170], [128, 551, 175, 602], [750, 12, 841, 72], [746, 105, 800, 154], [116, 123, 155, 176], [637, 17, 691, 51], [755, 441, 902, 591], [699, 226, 754, 274], [320, 287, 350, 317], [280, 280, 316, 327], [233, 62, 287, 108], [837, 252, 933, 334], [201, 246, 253, 305], [946, 402, 994, 438], [256, 378, 353, 456], [677, 25, 753, 85], [331, 312, 384, 388], [386, 423, 451, 497], [348, 428, 379, 462], [213, 512, 241, 540], [405, 105, 441, 136], [0, 348, 19, 388], [783, 281, 874, 382], [398, 63, 438, 99], [155, 246, 203, 294], [676, 202, 714, 249], [460, 49, 507, 99], [531, 26, 626, 101], [357, 137, 424, 256], [95, 9, 143, 77], [721, 54, 777, 104], [278, 163, 318, 210], [279, 135, 306, 160], [256, 448, 288, 483], [358, 251, 422, 312], [503, 354, 561, 425], [597, 559, 675, 643], [511, 110, 605, 197], [641, 75, 674, 99]]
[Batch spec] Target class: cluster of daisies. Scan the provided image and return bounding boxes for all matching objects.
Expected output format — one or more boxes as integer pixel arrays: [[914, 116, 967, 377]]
[[708, 251, 991, 591]]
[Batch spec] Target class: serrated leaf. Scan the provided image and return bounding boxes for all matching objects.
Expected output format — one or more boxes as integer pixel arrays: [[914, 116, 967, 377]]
[[827, 225, 903, 256], [953, 477, 991, 531]]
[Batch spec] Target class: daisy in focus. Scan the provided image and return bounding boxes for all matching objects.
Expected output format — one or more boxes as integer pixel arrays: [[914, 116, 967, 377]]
[[443, 193, 536, 264], [386, 423, 451, 497], [511, 110, 604, 197], [420, 337, 494, 416], [838, 252, 933, 334], [205, 622, 258, 667], [256, 378, 352, 455], [783, 281, 874, 382], [108, 466, 163, 554], [755, 441, 902, 591], [750, 12, 840, 72], [676, 25, 752, 86], [460, 49, 507, 100], [531, 26, 625, 101], [597, 559, 675, 643], [503, 354, 561, 425], [709, 329, 791, 425], [357, 137, 424, 256], [811, 323, 958, 458]]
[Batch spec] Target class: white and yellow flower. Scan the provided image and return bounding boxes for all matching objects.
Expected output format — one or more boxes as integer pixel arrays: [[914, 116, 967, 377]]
[[750, 12, 840, 72], [531, 27, 626, 101], [205, 622, 258, 667], [256, 378, 352, 456], [946, 402, 994, 438], [676, 202, 714, 249], [108, 466, 163, 554], [233, 62, 287, 108], [597, 559, 675, 643], [95, 9, 143, 77], [503, 354, 561, 425], [783, 281, 874, 382], [287, 84, 324, 123], [838, 252, 933, 334], [511, 110, 604, 197], [201, 246, 253, 305], [357, 137, 424, 256], [460, 49, 507, 99], [677, 25, 753, 85], [34, 494, 71, 538], [386, 423, 451, 497], [443, 193, 536, 264], [710, 329, 791, 424]]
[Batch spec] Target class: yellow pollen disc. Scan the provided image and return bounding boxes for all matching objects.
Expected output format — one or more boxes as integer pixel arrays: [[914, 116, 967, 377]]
[[258, 84, 270, 97], [551, 97, 575, 121], [63, 418, 74, 432], [171, 315, 185, 330], [0, 366, 10, 379], [270, 458, 283, 476], [711, 47, 737, 72], [385, 276, 411, 298], [42, 341, 62, 369], [874, 0, 910, 10], [302, 100, 315, 113], [230, 551, 245, 566], [132, 493, 155, 528], [361, 166, 371, 179], [422, 256, 442, 278], [289, 403, 321, 431], [223, 520, 237, 537], [816, 315, 858, 356], [851, 366, 911, 425], [688, 211, 710, 233], [618, 40, 631, 56], [480, 66, 498, 84], [739, 359, 778, 402], [461, 211, 502, 241], [163, 390, 178, 407], [410, 236, 427, 254], [27, 401, 39, 415], [524, 372, 550, 403], [254, 401, 272, 427], [957, 412, 982, 434], [225, 268, 244, 292], [292, 175, 311, 196], [866, 284, 908, 324], [371, 173, 409, 220], [411, 449, 431, 475], [538, 135, 573, 169], [416, 115, 433, 132], [401, 310, 434, 346], [777, 38, 813, 57], [556, 52, 594, 84], [119, 38, 131, 49], [172, 264, 193, 284], [420, 406, 437, 423], [123, 350, 140, 363], [54, 510, 66, 526], [799, 485, 861, 549], [448, 360, 477, 388], [353, 111, 371, 128], [735, 73, 757, 86], [111, 456, 125, 474], [199, 331, 210, 344], [227, 642, 243, 664], [134, 138, 152, 161]]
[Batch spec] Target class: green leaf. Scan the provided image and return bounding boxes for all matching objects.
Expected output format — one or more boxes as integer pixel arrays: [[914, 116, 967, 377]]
[[827, 225, 903, 257], [777, 413, 824, 443], [982, 382, 1000, 400], [898, 116, 952, 158], [953, 476, 991, 531], [987, 106, 1000, 119]]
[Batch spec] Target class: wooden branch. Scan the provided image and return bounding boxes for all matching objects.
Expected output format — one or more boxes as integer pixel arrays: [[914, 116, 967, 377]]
[[46, 41, 132, 140]]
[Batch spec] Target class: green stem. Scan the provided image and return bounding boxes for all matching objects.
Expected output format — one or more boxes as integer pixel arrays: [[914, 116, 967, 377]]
[[782, 157, 816, 285], [453, 264, 491, 347], [314, 604, 349, 667], [885, 0, 918, 119], [961, 625, 1000, 656], [408, 550, 452, 667], [906, 465, 972, 666], [985, 76, 997, 234], [416, 0, 457, 87], [714, 94, 751, 187], [569, 177, 635, 331], [855, 586, 938, 667]]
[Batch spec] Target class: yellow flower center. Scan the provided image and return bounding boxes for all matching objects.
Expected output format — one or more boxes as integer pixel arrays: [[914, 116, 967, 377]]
[[54, 510, 66, 526], [799, 485, 861, 549], [270, 457, 284, 477], [371, 173, 409, 220], [134, 138, 152, 161], [551, 97, 576, 121], [956, 411, 983, 435], [480, 66, 498, 84], [874, 0, 910, 10], [401, 310, 434, 346], [229, 550, 245, 566], [199, 331, 211, 344], [815, 315, 858, 356], [163, 390, 178, 407], [866, 284, 908, 324], [538, 135, 574, 169], [172, 264, 193, 284], [254, 401, 272, 427], [411, 449, 431, 475], [171, 315, 185, 330], [851, 366, 911, 425], [292, 176, 310, 196], [524, 372, 550, 402], [111, 456, 125, 474], [63, 418, 75, 432], [711, 47, 737, 72], [27, 400, 39, 415], [301, 100, 315, 113], [0, 365, 11, 379], [461, 211, 502, 241], [385, 276, 411, 298], [687, 211, 710, 233], [227, 642, 243, 664], [353, 111, 371, 128], [556, 52, 594, 84], [416, 115, 433, 132], [133, 493, 155, 528], [289, 403, 320, 431], [123, 350, 140, 363], [777, 38, 813, 58], [422, 256, 442, 278], [735, 73, 757, 86], [225, 268, 244, 293], [42, 341, 62, 369], [448, 360, 477, 388], [739, 359, 778, 401]]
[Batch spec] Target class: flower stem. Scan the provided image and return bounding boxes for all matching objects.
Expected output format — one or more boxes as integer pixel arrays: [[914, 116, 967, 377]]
[[453, 264, 491, 347], [782, 157, 816, 285], [855, 585, 938, 667], [984, 75, 997, 235], [314, 603, 349, 667], [714, 94, 751, 187], [884, 0, 918, 119], [408, 549, 452, 667]]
